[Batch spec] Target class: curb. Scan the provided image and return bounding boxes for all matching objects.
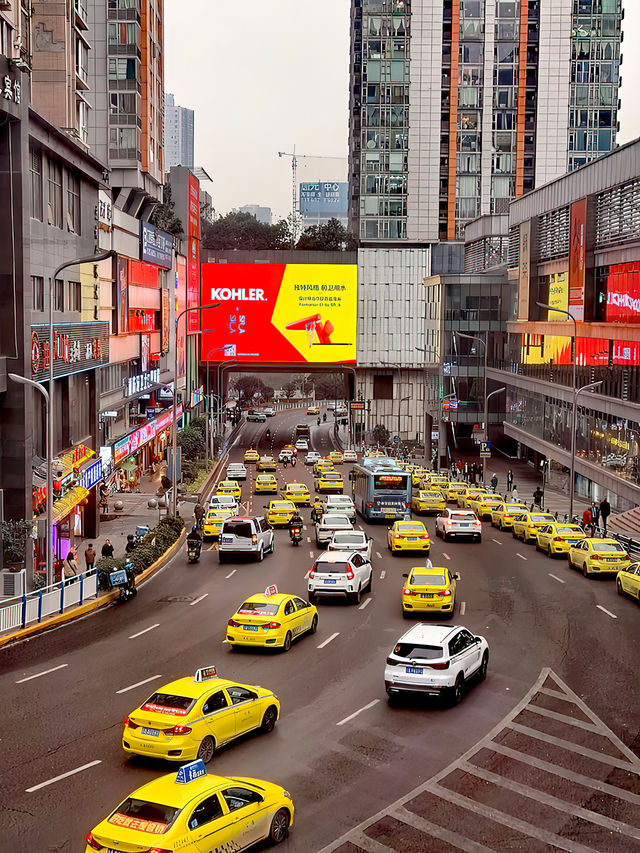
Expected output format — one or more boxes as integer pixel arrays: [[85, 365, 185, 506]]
[[0, 529, 186, 649]]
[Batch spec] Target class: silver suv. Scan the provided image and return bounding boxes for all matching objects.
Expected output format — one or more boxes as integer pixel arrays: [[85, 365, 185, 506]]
[[219, 516, 274, 563]]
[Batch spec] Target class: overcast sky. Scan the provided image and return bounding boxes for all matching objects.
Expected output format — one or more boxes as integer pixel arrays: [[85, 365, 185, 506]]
[[165, 1, 640, 222]]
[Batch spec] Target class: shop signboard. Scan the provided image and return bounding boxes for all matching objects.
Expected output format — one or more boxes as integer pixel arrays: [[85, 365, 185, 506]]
[[548, 272, 569, 321], [141, 334, 151, 373], [569, 199, 587, 322], [81, 459, 103, 492], [127, 368, 160, 397], [176, 255, 187, 376], [128, 309, 156, 333], [187, 173, 200, 334], [190, 386, 204, 408], [605, 262, 640, 324], [31, 323, 109, 381], [114, 405, 183, 465], [200, 264, 357, 364], [140, 221, 173, 269], [299, 182, 348, 215], [161, 287, 170, 354], [517, 220, 531, 320]]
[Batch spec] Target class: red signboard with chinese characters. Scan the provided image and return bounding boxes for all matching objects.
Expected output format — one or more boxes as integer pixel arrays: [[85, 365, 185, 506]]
[[187, 172, 200, 333], [568, 199, 587, 322], [128, 309, 156, 332], [129, 259, 159, 288], [605, 262, 640, 323], [31, 323, 109, 380]]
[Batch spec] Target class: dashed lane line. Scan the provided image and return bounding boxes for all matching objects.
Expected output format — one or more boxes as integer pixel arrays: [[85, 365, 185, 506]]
[[336, 699, 380, 727], [309, 550, 315, 558], [359, 597, 372, 610], [380, 570, 386, 579], [317, 632, 340, 649], [492, 538, 503, 545], [190, 593, 209, 606], [116, 674, 162, 695], [16, 663, 68, 684], [597, 604, 617, 619], [225, 570, 236, 579], [516, 552, 528, 560], [460, 600, 466, 615], [376, 551, 383, 560], [128, 623, 159, 639], [549, 573, 566, 584], [26, 760, 102, 793], [442, 552, 451, 560]]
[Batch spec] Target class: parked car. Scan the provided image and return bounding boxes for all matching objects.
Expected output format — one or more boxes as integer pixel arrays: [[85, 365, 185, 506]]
[[315, 513, 353, 547], [308, 551, 373, 604], [218, 516, 274, 563]]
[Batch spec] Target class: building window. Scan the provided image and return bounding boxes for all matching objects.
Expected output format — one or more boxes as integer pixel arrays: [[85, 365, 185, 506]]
[[77, 100, 89, 146], [54, 278, 64, 312], [47, 159, 63, 228], [32, 276, 44, 312], [373, 374, 394, 400], [30, 147, 43, 221], [69, 280, 81, 312], [67, 172, 81, 234]]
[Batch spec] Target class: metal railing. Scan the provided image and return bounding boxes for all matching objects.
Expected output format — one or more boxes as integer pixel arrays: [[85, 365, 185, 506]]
[[0, 569, 99, 635]]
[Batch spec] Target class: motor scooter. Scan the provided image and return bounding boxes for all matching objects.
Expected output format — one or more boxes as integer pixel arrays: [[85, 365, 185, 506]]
[[109, 561, 137, 602], [289, 525, 303, 546], [187, 538, 202, 563]]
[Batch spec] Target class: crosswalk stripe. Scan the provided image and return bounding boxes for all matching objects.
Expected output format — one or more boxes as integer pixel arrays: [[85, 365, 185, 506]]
[[389, 806, 494, 852], [507, 721, 638, 771]]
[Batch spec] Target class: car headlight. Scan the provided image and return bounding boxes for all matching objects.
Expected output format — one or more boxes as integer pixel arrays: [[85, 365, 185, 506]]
[[283, 790, 292, 800]]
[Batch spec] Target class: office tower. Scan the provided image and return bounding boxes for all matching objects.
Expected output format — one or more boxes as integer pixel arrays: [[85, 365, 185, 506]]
[[349, 0, 623, 244], [239, 204, 272, 225], [165, 92, 195, 169]]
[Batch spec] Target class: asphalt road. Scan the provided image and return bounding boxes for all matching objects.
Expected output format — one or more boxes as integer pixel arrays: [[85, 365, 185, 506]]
[[1, 407, 639, 853]]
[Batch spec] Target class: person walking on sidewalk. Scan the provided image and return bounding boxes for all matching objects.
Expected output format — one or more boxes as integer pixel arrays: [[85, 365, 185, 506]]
[[511, 484, 519, 502], [582, 506, 594, 534], [64, 548, 78, 582], [591, 501, 600, 528], [101, 539, 114, 558], [84, 544, 96, 572], [507, 469, 514, 491], [490, 473, 498, 492], [600, 497, 611, 534], [533, 486, 543, 508]]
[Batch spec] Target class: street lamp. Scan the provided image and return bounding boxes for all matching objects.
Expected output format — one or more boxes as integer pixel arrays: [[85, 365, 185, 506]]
[[484, 387, 506, 484], [398, 396, 411, 445], [415, 346, 440, 467], [536, 302, 579, 515], [455, 331, 488, 476], [569, 380, 603, 519], [8, 374, 52, 586]]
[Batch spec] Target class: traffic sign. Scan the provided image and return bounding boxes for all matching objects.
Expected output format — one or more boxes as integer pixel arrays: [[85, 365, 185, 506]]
[[449, 399, 458, 410], [480, 441, 492, 458], [442, 399, 450, 411], [350, 401, 366, 410]]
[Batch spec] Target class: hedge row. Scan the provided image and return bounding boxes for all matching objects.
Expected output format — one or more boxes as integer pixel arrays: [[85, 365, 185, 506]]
[[96, 515, 184, 590]]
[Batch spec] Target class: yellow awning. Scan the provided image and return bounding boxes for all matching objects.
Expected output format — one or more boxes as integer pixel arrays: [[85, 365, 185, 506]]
[[52, 486, 89, 524]]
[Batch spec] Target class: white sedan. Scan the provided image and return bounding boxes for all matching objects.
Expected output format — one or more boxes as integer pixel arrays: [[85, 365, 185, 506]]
[[327, 529, 372, 559], [306, 451, 321, 465], [384, 623, 489, 705], [295, 438, 309, 451], [315, 513, 353, 547], [226, 463, 247, 481], [309, 550, 373, 604], [435, 508, 482, 542], [343, 450, 358, 463]]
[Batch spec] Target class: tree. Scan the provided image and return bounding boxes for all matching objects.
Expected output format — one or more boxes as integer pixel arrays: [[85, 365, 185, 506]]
[[372, 424, 390, 447], [201, 211, 292, 250], [232, 375, 269, 403], [295, 218, 358, 251], [281, 379, 300, 399], [149, 182, 184, 236], [313, 372, 343, 400]]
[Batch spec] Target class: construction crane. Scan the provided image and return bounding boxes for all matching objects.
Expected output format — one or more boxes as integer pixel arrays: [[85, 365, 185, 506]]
[[278, 148, 346, 242]]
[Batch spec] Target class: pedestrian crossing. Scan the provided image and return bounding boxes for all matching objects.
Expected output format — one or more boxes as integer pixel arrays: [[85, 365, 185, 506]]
[[319, 669, 640, 853]]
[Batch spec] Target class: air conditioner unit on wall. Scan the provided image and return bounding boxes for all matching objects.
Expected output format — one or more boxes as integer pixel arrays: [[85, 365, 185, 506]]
[[1, 568, 26, 597]]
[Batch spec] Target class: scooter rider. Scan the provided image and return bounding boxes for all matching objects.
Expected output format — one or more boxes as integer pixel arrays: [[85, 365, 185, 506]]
[[266, 427, 271, 439], [194, 501, 205, 530], [289, 510, 303, 531], [187, 525, 202, 561], [311, 496, 323, 523], [317, 417, 321, 426], [187, 525, 202, 543]]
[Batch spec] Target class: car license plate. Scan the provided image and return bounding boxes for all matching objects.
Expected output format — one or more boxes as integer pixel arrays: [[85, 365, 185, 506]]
[[407, 537, 417, 541], [243, 625, 259, 631], [567, 540, 577, 545], [385, 513, 394, 518], [324, 578, 337, 584], [406, 666, 423, 675], [607, 558, 618, 563], [460, 523, 471, 528], [141, 727, 159, 737], [221, 536, 233, 544], [420, 593, 435, 598]]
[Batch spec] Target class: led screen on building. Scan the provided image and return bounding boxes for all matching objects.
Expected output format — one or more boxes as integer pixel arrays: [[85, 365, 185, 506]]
[[200, 264, 356, 364], [605, 262, 640, 323]]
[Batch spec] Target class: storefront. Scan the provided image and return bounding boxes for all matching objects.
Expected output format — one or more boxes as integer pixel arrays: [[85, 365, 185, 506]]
[[112, 404, 183, 490]]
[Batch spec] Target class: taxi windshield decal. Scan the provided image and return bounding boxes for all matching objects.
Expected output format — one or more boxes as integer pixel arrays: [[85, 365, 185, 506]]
[[141, 702, 189, 716], [109, 813, 168, 834]]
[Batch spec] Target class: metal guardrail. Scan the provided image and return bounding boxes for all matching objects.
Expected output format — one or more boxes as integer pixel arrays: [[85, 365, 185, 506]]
[[0, 569, 99, 634]]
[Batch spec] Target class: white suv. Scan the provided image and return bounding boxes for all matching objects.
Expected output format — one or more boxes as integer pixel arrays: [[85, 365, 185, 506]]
[[435, 509, 482, 542], [328, 529, 372, 559], [308, 551, 373, 604], [384, 624, 489, 705], [305, 451, 321, 465], [315, 513, 353, 547], [218, 516, 274, 563]]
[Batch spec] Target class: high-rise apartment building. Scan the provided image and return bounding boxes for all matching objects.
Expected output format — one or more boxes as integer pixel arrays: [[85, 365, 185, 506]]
[[349, 0, 623, 244], [164, 92, 194, 169]]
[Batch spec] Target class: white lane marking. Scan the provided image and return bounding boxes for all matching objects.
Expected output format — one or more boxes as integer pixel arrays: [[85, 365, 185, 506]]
[[359, 597, 371, 610], [549, 573, 566, 584], [442, 552, 451, 561], [304, 570, 310, 579], [190, 593, 209, 607], [492, 538, 503, 545], [116, 674, 162, 695], [307, 536, 311, 543], [376, 551, 383, 559], [16, 663, 68, 684], [337, 699, 380, 727], [516, 553, 528, 561], [380, 570, 386, 579], [597, 605, 617, 619], [225, 570, 236, 579], [309, 550, 315, 558], [128, 623, 160, 639], [317, 631, 340, 649], [460, 601, 466, 616], [26, 760, 102, 793]]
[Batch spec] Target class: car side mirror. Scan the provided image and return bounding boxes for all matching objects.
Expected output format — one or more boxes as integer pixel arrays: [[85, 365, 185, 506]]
[[402, 573, 409, 578]]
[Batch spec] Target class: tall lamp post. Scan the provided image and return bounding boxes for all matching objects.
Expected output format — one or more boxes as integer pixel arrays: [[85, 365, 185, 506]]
[[8, 374, 52, 586], [398, 396, 411, 445], [455, 331, 488, 479], [535, 302, 579, 516], [484, 387, 506, 485], [569, 380, 603, 518], [415, 346, 440, 466]]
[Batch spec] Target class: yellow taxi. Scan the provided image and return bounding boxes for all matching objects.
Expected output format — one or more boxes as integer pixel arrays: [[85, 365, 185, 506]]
[[203, 508, 234, 540], [365, 450, 386, 458], [387, 520, 430, 555], [265, 500, 296, 527], [216, 479, 242, 500], [307, 405, 320, 415], [257, 455, 277, 471], [314, 470, 344, 494], [568, 538, 630, 578], [401, 565, 458, 618], [535, 522, 586, 557], [411, 489, 446, 514], [446, 481, 468, 502], [457, 486, 487, 508], [255, 474, 278, 494], [512, 511, 556, 543], [329, 450, 344, 465], [281, 482, 311, 506], [243, 448, 260, 464], [616, 562, 640, 601], [227, 588, 318, 651], [121, 667, 280, 763], [85, 761, 294, 852], [411, 468, 429, 487], [422, 474, 450, 492], [468, 493, 504, 520], [313, 458, 334, 476], [490, 501, 528, 530]]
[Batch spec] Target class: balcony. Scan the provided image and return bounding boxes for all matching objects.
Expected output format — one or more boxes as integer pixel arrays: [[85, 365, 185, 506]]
[[74, 0, 89, 30]]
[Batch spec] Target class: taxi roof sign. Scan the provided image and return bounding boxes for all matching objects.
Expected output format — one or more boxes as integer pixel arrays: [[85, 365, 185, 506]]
[[264, 584, 278, 596], [176, 759, 206, 785], [194, 666, 217, 682]]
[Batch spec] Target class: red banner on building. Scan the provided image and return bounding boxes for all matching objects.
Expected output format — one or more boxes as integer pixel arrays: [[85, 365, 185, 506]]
[[568, 198, 587, 322], [187, 172, 200, 333]]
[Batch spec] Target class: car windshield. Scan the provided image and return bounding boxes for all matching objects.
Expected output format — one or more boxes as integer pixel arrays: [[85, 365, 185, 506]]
[[393, 643, 444, 660], [142, 692, 195, 714], [323, 515, 351, 526], [324, 473, 342, 480], [411, 574, 447, 586], [331, 496, 351, 503], [273, 502, 293, 510], [222, 521, 253, 538], [109, 798, 179, 834], [592, 542, 626, 553], [238, 601, 279, 615]]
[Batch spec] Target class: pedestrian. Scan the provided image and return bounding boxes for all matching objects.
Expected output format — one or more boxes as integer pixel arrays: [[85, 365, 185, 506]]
[[582, 506, 593, 533], [64, 548, 78, 581], [490, 473, 498, 492], [507, 469, 514, 491], [591, 501, 600, 528], [511, 484, 519, 502], [533, 486, 543, 507], [84, 543, 96, 572], [457, 459, 463, 477], [464, 461, 469, 480], [101, 539, 114, 558], [599, 497, 611, 533], [125, 534, 137, 554]]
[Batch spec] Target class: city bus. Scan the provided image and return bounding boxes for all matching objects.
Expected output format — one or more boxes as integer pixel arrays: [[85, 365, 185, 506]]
[[351, 459, 412, 521], [295, 423, 311, 440]]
